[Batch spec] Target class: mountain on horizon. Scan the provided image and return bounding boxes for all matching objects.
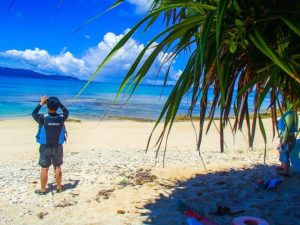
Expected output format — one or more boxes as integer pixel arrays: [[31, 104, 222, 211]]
[[0, 67, 80, 81]]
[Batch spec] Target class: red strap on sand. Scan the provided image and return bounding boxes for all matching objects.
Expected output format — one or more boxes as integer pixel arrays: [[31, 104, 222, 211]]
[[185, 210, 219, 225]]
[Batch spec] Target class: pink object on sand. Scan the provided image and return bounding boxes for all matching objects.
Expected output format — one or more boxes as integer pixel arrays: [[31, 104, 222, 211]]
[[185, 210, 219, 225], [233, 216, 269, 225]]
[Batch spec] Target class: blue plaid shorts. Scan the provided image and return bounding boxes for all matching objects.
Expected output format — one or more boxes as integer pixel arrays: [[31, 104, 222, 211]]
[[278, 137, 295, 163], [39, 144, 63, 168]]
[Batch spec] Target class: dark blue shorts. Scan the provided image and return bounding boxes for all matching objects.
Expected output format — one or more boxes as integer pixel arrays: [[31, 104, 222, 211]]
[[39, 144, 63, 168], [279, 138, 295, 163]]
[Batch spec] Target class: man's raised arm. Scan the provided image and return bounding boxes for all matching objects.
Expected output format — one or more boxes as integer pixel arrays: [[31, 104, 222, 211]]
[[59, 102, 69, 121], [32, 96, 47, 123]]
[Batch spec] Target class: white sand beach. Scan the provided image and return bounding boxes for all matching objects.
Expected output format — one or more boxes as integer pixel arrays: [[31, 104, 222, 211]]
[[0, 117, 299, 225]]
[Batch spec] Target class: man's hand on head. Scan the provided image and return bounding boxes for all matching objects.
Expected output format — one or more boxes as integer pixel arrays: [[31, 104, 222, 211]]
[[40, 96, 47, 105]]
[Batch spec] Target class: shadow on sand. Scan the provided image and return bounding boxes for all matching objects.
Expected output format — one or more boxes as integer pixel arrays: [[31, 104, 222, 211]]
[[142, 165, 300, 225], [48, 179, 80, 193]]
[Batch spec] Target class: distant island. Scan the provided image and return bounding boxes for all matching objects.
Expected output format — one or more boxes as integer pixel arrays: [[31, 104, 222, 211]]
[[0, 67, 80, 81]]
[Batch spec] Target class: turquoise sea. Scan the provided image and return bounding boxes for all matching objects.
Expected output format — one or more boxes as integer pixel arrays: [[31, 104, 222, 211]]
[[0, 76, 268, 120], [0, 76, 175, 120]]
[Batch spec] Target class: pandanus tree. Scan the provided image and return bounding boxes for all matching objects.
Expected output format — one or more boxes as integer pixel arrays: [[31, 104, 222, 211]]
[[80, 0, 300, 160]]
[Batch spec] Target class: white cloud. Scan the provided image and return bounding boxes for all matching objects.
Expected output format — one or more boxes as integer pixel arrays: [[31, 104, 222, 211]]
[[172, 70, 182, 80], [1, 48, 87, 78], [0, 30, 180, 84], [127, 0, 153, 14], [4, 48, 50, 62], [82, 31, 146, 81]]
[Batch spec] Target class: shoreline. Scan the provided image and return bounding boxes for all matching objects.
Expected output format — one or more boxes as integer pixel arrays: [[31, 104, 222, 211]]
[[0, 115, 156, 123], [0, 110, 276, 123]]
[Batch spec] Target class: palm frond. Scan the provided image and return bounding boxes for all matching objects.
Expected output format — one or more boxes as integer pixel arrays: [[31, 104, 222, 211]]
[[77, 0, 300, 157]]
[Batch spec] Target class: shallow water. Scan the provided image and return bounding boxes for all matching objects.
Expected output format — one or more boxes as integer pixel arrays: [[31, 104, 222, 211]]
[[0, 76, 269, 120]]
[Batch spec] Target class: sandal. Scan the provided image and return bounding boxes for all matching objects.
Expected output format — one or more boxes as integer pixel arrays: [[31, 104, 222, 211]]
[[209, 206, 244, 216], [35, 189, 47, 195], [56, 189, 63, 193], [277, 172, 290, 177]]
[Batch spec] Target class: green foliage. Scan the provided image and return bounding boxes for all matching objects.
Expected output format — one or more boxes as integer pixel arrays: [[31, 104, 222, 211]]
[[81, 0, 300, 155], [118, 178, 129, 186]]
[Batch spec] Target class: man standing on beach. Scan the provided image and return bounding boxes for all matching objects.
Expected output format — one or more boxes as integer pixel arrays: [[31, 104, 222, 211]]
[[32, 96, 69, 194], [277, 101, 298, 177]]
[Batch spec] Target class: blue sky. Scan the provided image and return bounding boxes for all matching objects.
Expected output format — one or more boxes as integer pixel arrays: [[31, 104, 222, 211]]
[[0, 0, 183, 84]]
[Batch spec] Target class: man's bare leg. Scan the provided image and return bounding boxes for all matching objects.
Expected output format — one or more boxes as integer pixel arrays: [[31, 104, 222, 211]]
[[277, 162, 290, 177], [40, 167, 49, 192], [55, 166, 62, 190], [282, 162, 290, 174]]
